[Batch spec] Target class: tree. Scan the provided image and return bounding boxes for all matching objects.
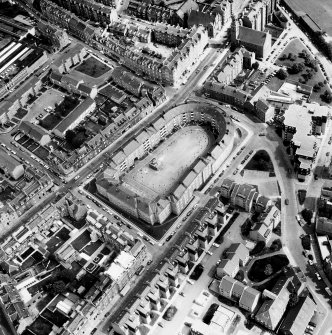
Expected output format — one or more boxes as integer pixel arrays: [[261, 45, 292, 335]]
[[276, 68, 288, 80], [264, 264, 273, 276], [65, 129, 76, 143], [252, 62, 259, 70], [46, 280, 66, 295], [289, 292, 299, 307], [321, 90, 332, 103], [289, 63, 304, 74], [302, 208, 313, 224], [313, 83, 321, 92]]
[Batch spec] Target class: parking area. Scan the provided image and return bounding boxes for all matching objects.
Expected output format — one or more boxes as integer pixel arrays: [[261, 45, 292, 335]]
[[29, 88, 65, 121]]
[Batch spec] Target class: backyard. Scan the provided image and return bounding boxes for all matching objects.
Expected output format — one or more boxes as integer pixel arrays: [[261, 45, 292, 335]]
[[75, 57, 110, 78]]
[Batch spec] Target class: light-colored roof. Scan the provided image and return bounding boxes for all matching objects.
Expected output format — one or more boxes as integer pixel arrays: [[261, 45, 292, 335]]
[[279, 296, 316, 335], [239, 286, 260, 310]]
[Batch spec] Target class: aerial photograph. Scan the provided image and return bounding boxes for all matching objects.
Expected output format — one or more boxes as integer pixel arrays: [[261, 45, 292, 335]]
[[1, 0, 332, 334]]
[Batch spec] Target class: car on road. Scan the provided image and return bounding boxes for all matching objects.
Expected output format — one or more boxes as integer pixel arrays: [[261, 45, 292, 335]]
[[285, 198, 289, 205], [249, 150, 253, 154], [91, 328, 97, 335], [233, 169, 238, 175], [206, 250, 212, 255], [114, 215, 120, 220], [74, 175, 80, 181], [166, 234, 173, 242], [182, 217, 187, 222]]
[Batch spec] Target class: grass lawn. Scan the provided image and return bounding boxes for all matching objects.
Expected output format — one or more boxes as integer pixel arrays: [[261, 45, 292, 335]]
[[245, 150, 274, 173], [274, 38, 331, 104], [14, 109, 28, 119], [27, 142, 39, 152], [75, 57, 110, 78], [28, 316, 53, 335], [40, 114, 62, 130], [71, 230, 91, 251], [247, 254, 289, 282], [34, 146, 50, 160]]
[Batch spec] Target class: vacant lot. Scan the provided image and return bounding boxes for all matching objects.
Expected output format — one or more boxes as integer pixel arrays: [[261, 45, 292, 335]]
[[285, 0, 332, 36], [75, 56, 110, 78], [124, 125, 213, 199]]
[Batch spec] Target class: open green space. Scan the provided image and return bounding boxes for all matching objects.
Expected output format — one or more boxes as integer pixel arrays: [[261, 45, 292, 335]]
[[14, 108, 28, 119], [245, 150, 274, 173], [247, 254, 289, 282], [39, 114, 62, 130], [274, 39, 331, 104], [75, 57, 110, 78]]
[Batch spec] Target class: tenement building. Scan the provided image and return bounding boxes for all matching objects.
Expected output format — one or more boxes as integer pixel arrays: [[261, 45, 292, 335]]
[[96, 103, 235, 225]]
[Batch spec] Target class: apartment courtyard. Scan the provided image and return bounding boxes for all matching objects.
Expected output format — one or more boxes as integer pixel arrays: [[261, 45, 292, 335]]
[[124, 125, 214, 199]]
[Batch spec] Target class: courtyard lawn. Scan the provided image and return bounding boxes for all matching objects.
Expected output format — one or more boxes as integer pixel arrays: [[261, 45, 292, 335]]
[[39, 114, 62, 130], [75, 57, 110, 78], [247, 254, 289, 283]]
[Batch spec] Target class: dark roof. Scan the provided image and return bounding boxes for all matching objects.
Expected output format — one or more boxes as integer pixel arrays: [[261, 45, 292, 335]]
[[279, 296, 316, 335], [238, 26, 268, 47]]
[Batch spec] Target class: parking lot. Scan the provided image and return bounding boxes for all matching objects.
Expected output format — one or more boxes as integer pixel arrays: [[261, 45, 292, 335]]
[[29, 88, 65, 121]]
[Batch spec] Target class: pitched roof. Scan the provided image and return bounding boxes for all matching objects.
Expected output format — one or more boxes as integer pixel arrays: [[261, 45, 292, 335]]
[[279, 296, 316, 335], [18, 121, 49, 142], [239, 286, 260, 310], [238, 26, 269, 47], [219, 275, 236, 293], [218, 258, 238, 276], [255, 277, 291, 330], [226, 243, 248, 262]]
